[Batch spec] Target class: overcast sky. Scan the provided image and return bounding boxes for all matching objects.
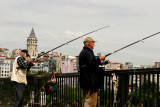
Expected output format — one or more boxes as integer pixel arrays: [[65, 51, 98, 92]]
[[0, 0, 160, 65]]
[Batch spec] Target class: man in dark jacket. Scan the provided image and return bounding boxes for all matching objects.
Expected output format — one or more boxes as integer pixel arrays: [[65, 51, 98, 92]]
[[79, 37, 105, 107]]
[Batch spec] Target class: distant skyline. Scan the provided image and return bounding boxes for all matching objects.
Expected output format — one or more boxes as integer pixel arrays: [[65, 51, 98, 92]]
[[0, 0, 160, 65]]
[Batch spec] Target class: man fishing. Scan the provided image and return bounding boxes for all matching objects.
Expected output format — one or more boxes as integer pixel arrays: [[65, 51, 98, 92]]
[[79, 37, 105, 107], [11, 49, 33, 107]]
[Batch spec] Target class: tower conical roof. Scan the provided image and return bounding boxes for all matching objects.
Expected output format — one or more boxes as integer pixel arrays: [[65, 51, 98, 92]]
[[29, 28, 36, 38]]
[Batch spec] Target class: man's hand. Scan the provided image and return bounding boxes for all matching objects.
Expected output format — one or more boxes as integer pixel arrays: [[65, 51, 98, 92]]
[[99, 56, 105, 60], [29, 59, 34, 63]]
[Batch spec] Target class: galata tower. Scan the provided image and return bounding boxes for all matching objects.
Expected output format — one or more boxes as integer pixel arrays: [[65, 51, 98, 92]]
[[27, 28, 38, 58]]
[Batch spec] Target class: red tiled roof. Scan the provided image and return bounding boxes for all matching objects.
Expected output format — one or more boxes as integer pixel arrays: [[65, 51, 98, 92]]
[[43, 57, 49, 60], [6, 58, 15, 60], [0, 55, 5, 57], [32, 61, 42, 63]]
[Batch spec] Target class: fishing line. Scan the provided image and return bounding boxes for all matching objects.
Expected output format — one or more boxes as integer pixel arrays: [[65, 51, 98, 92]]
[[37, 25, 116, 58], [105, 32, 160, 58]]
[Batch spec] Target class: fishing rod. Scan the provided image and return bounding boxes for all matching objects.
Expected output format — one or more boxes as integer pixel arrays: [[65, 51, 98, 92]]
[[105, 32, 160, 57], [24, 26, 114, 106], [37, 25, 114, 58], [103, 32, 160, 106]]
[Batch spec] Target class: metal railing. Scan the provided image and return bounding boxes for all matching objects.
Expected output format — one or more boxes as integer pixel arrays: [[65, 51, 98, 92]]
[[0, 68, 160, 107]]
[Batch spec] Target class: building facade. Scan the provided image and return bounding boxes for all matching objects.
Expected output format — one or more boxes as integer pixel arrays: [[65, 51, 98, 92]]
[[0, 61, 10, 78], [27, 28, 38, 58], [11, 49, 22, 58], [61, 55, 76, 73], [0, 48, 9, 57]]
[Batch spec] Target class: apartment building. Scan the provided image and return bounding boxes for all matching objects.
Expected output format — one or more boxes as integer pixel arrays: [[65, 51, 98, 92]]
[[105, 62, 123, 70], [61, 55, 76, 73], [30, 61, 43, 74], [49, 56, 62, 73], [11, 49, 22, 58], [0, 62, 10, 78], [0, 48, 9, 57]]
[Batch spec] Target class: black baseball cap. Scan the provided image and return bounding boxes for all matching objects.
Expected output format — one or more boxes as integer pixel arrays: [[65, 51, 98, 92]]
[[21, 49, 30, 57]]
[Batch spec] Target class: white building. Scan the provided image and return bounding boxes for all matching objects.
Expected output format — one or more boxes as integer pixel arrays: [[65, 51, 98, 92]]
[[0, 62, 10, 78], [105, 62, 122, 70], [123, 62, 140, 69], [0, 56, 14, 78], [42, 58, 49, 72], [30, 61, 43, 74]]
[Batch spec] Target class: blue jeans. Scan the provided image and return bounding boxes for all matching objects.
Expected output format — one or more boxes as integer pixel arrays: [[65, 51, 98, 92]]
[[13, 82, 25, 107]]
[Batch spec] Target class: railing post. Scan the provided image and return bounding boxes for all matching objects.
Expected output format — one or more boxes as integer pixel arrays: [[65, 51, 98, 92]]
[[33, 76, 38, 106], [117, 74, 129, 107]]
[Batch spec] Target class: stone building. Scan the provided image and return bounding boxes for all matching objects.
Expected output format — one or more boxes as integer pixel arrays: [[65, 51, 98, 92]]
[[27, 28, 38, 58]]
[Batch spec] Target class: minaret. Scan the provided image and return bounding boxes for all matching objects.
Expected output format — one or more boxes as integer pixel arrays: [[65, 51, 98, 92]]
[[27, 28, 38, 58]]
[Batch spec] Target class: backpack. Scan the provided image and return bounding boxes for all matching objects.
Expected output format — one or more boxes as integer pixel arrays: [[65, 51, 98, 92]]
[[44, 73, 58, 94]]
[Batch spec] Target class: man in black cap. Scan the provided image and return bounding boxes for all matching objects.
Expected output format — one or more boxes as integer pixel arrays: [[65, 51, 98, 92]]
[[11, 49, 33, 107], [79, 37, 105, 107]]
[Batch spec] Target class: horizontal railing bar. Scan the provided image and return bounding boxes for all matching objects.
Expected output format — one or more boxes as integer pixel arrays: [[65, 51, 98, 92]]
[[1, 68, 160, 81], [104, 68, 160, 75]]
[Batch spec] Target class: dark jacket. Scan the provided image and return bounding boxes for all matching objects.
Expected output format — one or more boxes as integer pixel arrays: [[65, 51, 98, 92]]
[[79, 46, 103, 92]]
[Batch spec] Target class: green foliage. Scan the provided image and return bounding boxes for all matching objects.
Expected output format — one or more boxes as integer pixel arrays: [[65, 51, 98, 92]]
[[28, 70, 47, 76], [36, 70, 47, 75], [46, 86, 83, 106], [0, 80, 16, 105], [97, 89, 113, 106], [131, 80, 160, 107], [45, 86, 113, 107], [27, 70, 32, 75]]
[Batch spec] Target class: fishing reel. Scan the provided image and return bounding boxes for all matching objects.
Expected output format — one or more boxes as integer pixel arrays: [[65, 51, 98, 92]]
[[101, 60, 110, 65], [26, 55, 36, 67]]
